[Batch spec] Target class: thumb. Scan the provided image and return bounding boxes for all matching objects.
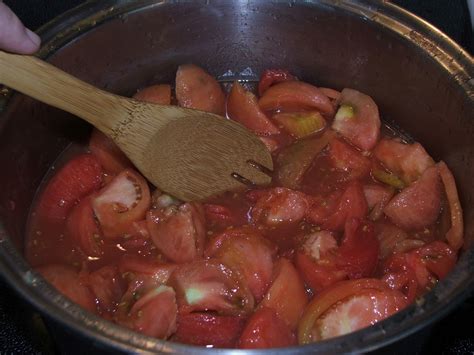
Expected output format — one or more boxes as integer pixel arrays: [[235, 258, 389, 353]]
[[0, 2, 40, 54]]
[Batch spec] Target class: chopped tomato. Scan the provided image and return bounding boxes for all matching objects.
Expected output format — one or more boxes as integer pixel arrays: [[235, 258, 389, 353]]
[[375, 222, 410, 259], [373, 138, 434, 184], [298, 279, 406, 343], [173, 313, 247, 348], [259, 258, 308, 330], [147, 202, 206, 263], [88, 265, 125, 314], [276, 130, 335, 189], [437, 162, 464, 251], [203, 203, 236, 229], [133, 84, 172, 105], [322, 181, 368, 232], [250, 187, 309, 226], [331, 88, 381, 151], [175, 64, 225, 115], [258, 68, 296, 96], [259, 136, 280, 152], [258, 81, 334, 116], [384, 165, 441, 230], [117, 285, 178, 339], [89, 129, 132, 175], [227, 81, 280, 135], [206, 227, 276, 302], [328, 137, 371, 180], [37, 153, 103, 221], [337, 218, 379, 279], [66, 195, 103, 257], [92, 169, 151, 238], [170, 260, 255, 315], [412, 241, 456, 282], [319, 87, 341, 101], [118, 254, 177, 286], [36, 264, 96, 313], [239, 307, 296, 349]]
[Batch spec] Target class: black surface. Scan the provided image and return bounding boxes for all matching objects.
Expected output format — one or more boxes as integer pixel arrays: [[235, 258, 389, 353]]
[[0, 1, 473, 354]]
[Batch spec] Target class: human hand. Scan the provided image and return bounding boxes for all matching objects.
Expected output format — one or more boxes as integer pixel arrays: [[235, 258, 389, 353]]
[[0, 2, 40, 54]]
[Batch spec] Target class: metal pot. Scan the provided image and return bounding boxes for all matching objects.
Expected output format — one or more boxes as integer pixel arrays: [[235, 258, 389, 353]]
[[0, 1, 473, 353]]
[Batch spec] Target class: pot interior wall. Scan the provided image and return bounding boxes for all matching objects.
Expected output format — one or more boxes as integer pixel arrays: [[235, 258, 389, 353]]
[[0, 1, 472, 351]]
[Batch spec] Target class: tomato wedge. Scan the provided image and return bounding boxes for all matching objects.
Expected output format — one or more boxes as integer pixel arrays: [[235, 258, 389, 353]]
[[173, 313, 247, 348], [170, 260, 255, 316], [239, 307, 296, 349], [259, 81, 334, 116], [147, 202, 206, 263], [227, 81, 280, 135], [88, 265, 125, 314], [133, 84, 172, 105], [66, 195, 103, 257], [37, 153, 103, 222], [89, 129, 132, 175], [258, 68, 296, 96], [36, 264, 96, 313], [328, 137, 371, 180], [331, 88, 381, 151], [206, 227, 276, 302], [92, 169, 151, 238], [298, 279, 406, 343], [259, 258, 308, 330], [176, 64, 225, 115]]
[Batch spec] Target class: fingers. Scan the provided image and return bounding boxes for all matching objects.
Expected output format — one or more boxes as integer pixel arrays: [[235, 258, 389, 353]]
[[0, 2, 40, 54]]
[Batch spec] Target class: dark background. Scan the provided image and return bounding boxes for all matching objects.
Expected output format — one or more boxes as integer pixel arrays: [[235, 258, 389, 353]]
[[0, 0, 473, 354]]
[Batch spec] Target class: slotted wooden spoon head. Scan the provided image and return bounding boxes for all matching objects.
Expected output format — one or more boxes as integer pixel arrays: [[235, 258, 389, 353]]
[[113, 103, 273, 201], [0, 51, 273, 201]]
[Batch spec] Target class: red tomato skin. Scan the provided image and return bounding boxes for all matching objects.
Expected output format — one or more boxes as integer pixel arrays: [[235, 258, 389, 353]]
[[227, 81, 280, 135], [37, 153, 103, 222], [337, 218, 379, 279], [176, 64, 225, 115], [238, 307, 296, 349], [322, 181, 368, 231], [133, 84, 171, 105], [258, 81, 334, 116], [89, 129, 132, 175], [173, 313, 247, 348], [258, 69, 296, 96], [66, 195, 102, 257], [259, 258, 308, 330], [93, 169, 151, 238], [36, 264, 96, 313]]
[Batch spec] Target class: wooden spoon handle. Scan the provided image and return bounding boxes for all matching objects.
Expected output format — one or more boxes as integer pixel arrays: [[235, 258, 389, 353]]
[[0, 50, 119, 135]]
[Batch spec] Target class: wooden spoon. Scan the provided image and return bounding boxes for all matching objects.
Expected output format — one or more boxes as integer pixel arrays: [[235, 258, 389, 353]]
[[0, 51, 273, 201]]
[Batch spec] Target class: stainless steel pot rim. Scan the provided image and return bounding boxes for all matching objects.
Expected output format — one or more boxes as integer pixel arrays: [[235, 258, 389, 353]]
[[0, 1, 472, 353]]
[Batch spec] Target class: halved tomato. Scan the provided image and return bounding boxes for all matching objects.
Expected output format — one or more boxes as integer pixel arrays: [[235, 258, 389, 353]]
[[92, 169, 151, 238], [175, 64, 225, 115], [206, 227, 276, 302], [37, 153, 103, 222], [258, 68, 296, 96], [227, 81, 280, 135], [173, 313, 247, 348], [239, 307, 296, 349], [331, 88, 380, 151], [133, 84, 172, 105], [258, 81, 334, 116], [259, 258, 308, 330], [147, 202, 206, 263], [384, 165, 441, 230], [298, 279, 406, 343], [89, 129, 132, 175], [36, 264, 96, 313], [169, 260, 254, 316]]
